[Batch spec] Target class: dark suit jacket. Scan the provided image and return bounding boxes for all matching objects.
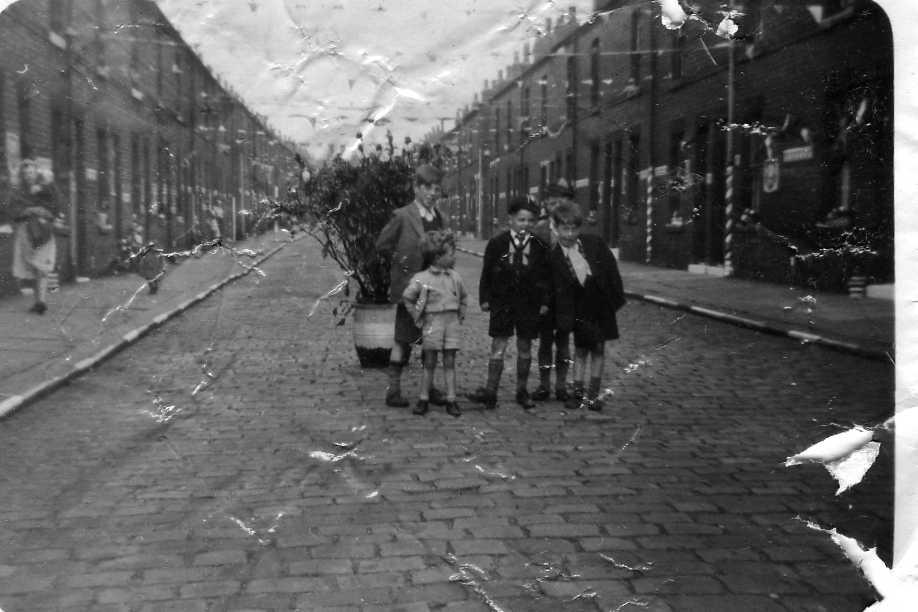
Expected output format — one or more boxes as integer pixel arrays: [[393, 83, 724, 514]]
[[479, 230, 551, 312], [550, 233, 626, 338], [375, 202, 444, 304]]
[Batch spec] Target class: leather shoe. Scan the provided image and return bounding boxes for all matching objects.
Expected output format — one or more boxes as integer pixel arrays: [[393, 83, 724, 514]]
[[467, 387, 497, 410], [413, 399, 429, 415], [429, 387, 448, 406], [564, 391, 583, 410], [385, 389, 410, 408], [445, 401, 461, 417], [531, 385, 550, 401], [515, 389, 535, 410]]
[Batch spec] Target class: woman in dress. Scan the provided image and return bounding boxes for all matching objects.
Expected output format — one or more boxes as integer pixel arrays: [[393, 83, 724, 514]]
[[11, 159, 61, 314]]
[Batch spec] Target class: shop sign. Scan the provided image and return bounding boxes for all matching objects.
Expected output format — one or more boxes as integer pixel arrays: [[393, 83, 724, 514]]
[[782, 145, 813, 163]]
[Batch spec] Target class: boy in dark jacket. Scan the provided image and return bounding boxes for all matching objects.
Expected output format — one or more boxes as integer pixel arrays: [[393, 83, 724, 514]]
[[468, 196, 551, 410], [549, 200, 626, 411]]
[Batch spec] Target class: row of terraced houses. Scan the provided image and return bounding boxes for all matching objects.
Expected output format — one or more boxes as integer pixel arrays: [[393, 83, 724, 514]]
[[0, 0, 299, 297], [429, 0, 893, 292]]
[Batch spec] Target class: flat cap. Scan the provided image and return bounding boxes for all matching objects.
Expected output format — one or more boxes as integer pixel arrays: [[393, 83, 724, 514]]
[[414, 163, 444, 184], [546, 179, 574, 199]]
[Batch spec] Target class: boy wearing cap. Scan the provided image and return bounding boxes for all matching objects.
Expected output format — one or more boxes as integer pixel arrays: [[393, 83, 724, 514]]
[[376, 164, 448, 408], [532, 182, 574, 402], [468, 196, 551, 410]]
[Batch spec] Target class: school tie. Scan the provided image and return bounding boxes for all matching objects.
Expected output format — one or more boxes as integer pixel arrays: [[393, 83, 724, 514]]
[[511, 233, 529, 267]]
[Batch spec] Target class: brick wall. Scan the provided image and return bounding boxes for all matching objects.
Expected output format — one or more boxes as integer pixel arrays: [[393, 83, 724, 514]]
[[0, 0, 297, 297], [438, 0, 893, 289]]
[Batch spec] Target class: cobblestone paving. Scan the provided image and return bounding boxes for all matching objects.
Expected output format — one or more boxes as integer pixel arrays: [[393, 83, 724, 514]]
[[0, 238, 893, 611]]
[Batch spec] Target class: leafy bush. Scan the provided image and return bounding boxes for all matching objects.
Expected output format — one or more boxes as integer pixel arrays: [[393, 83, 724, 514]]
[[297, 152, 416, 304]]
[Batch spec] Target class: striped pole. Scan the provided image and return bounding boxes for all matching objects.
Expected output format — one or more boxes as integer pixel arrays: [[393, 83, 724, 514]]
[[723, 162, 733, 274], [645, 168, 653, 263]]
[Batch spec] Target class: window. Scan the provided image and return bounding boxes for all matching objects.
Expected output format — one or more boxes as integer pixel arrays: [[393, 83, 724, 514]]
[[590, 38, 600, 108]]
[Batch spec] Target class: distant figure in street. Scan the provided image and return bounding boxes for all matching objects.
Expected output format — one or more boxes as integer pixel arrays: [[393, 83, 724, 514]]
[[375, 164, 449, 408], [9, 159, 61, 315], [402, 230, 467, 417], [549, 200, 626, 411], [467, 196, 551, 410], [532, 181, 574, 402]]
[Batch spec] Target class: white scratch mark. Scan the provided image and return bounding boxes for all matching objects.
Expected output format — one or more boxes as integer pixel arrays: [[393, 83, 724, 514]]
[[599, 553, 654, 572]]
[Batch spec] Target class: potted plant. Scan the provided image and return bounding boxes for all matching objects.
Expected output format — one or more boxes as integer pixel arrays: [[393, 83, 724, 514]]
[[293, 134, 419, 366]]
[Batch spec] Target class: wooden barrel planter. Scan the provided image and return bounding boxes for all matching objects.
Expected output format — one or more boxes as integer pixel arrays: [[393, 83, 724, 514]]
[[351, 303, 396, 368]]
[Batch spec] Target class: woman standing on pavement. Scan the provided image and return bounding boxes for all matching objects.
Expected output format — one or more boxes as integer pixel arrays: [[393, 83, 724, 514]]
[[9, 159, 62, 315]]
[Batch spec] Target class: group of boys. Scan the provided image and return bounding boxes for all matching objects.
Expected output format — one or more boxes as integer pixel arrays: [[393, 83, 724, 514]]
[[375, 164, 626, 418]]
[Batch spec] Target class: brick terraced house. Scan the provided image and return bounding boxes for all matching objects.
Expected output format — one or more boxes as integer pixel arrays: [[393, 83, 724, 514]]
[[0, 0, 299, 297], [431, 0, 893, 293]]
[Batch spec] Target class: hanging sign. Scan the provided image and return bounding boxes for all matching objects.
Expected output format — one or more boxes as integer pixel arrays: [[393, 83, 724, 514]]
[[782, 145, 813, 163]]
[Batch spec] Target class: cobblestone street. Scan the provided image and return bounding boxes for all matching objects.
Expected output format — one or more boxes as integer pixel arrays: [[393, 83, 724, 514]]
[[0, 237, 894, 611]]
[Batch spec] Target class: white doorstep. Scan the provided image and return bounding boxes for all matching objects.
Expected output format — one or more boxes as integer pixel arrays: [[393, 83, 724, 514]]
[[865, 284, 894, 301]]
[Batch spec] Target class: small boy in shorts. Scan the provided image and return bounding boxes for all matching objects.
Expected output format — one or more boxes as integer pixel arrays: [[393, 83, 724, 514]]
[[548, 200, 626, 411], [468, 196, 551, 410], [402, 230, 468, 417]]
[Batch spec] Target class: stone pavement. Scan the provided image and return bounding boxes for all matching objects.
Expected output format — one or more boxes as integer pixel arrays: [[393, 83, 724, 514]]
[[457, 238, 894, 361], [0, 228, 300, 418], [0, 236, 893, 611]]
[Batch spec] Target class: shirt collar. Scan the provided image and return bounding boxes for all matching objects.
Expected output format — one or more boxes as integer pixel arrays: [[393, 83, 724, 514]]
[[416, 201, 435, 221]]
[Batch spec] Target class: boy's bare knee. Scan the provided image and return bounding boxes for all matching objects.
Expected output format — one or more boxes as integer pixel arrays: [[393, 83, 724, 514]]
[[490, 337, 509, 359]]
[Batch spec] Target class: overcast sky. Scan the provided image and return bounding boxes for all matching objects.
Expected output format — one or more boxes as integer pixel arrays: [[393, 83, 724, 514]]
[[0, 0, 913, 162], [152, 0, 596, 161]]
